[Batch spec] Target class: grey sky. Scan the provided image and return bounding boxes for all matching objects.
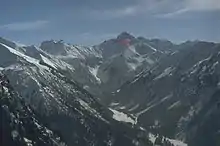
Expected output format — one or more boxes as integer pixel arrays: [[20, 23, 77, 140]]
[[0, 0, 219, 45]]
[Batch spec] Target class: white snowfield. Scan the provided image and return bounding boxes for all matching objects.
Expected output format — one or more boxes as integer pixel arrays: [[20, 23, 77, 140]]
[[109, 108, 136, 125], [149, 133, 187, 146], [89, 66, 101, 83], [40, 54, 57, 69], [154, 67, 175, 80]]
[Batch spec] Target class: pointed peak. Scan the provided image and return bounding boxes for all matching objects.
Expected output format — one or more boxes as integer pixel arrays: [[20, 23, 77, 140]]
[[117, 32, 135, 40], [40, 40, 69, 55]]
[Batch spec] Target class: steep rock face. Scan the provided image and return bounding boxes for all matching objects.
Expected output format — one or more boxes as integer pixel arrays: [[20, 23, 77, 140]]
[[39, 40, 103, 97], [36, 34, 171, 99], [0, 41, 152, 146], [137, 37, 176, 53], [186, 90, 220, 146], [0, 37, 26, 53], [40, 40, 102, 60], [0, 72, 66, 146], [98, 32, 164, 59], [0, 43, 19, 67], [0, 37, 102, 100], [40, 40, 68, 56], [112, 42, 220, 144], [4, 33, 165, 102], [95, 33, 165, 95]]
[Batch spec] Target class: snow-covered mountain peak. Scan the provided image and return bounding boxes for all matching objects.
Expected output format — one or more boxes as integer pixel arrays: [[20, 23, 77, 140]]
[[117, 32, 135, 40], [40, 40, 102, 60], [40, 40, 68, 55]]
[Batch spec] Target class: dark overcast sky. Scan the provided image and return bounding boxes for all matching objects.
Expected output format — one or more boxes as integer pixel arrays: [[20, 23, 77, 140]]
[[0, 0, 219, 45]]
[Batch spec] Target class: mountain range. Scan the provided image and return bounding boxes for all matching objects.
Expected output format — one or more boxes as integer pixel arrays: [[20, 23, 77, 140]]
[[0, 32, 219, 146]]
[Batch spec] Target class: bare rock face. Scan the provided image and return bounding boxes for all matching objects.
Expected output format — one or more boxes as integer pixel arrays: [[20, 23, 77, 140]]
[[0, 72, 66, 146]]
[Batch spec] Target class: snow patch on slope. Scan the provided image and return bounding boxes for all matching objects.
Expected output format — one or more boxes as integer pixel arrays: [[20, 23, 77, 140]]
[[4, 64, 23, 71], [161, 93, 173, 102], [23, 137, 33, 146], [127, 62, 138, 70], [168, 139, 187, 146], [137, 93, 173, 117], [89, 66, 101, 83], [40, 54, 57, 69], [144, 57, 155, 65], [110, 102, 119, 106], [145, 43, 157, 52], [123, 45, 139, 59], [149, 133, 156, 144], [168, 101, 181, 110], [109, 108, 135, 124], [128, 104, 140, 112], [136, 103, 157, 117], [154, 67, 175, 80], [78, 98, 108, 123], [149, 133, 187, 146]]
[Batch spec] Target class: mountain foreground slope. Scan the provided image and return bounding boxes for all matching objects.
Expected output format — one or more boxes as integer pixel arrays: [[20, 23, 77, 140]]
[[1, 34, 219, 146], [112, 41, 220, 146], [0, 36, 154, 146]]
